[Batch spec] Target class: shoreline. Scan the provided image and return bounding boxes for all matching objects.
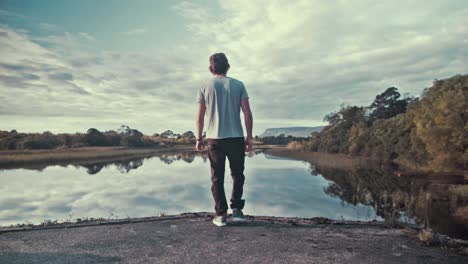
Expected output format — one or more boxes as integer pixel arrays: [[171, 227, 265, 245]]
[[2, 212, 467, 246], [0, 145, 275, 168], [0, 212, 372, 234], [266, 148, 466, 178], [1, 212, 466, 260], [1, 145, 464, 178]]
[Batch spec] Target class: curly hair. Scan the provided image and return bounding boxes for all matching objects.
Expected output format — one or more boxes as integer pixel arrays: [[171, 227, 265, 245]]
[[209, 53, 230, 75]]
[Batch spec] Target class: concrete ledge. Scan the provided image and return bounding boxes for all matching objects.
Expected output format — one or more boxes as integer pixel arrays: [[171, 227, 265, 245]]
[[0, 212, 384, 234], [1, 212, 467, 263]]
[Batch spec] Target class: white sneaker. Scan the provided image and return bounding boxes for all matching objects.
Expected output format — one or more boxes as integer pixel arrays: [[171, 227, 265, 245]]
[[212, 214, 227, 227], [232, 209, 247, 222]]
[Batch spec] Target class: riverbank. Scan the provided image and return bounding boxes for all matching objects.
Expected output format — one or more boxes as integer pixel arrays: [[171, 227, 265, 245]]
[[0, 212, 466, 263], [266, 148, 467, 179], [0, 145, 275, 168]]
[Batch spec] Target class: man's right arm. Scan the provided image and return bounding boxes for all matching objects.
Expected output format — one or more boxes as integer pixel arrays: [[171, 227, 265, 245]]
[[241, 98, 253, 151]]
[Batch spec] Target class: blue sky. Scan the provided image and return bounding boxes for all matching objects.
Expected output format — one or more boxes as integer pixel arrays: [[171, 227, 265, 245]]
[[1, 0, 188, 52], [0, 0, 467, 135]]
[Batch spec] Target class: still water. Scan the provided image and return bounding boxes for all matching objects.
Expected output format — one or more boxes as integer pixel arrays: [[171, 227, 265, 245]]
[[0, 150, 466, 239]]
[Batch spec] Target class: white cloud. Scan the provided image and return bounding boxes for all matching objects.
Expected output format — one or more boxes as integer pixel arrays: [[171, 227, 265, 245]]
[[38, 22, 60, 31], [0, 25, 201, 134], [173, 0, 468, 119], [79, 32, 95, 41], [0, 1, 467, 135]]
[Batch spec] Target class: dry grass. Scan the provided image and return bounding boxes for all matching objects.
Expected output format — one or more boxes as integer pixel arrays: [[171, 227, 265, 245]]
[[268, 148, 466, 176], [449, 185, 468, 196], [0, 145, 195, 166], [418, 229, 435, 245], [453, 206, 468, 222], [267, 148, 382, 169], [0, 145, 274, 168]]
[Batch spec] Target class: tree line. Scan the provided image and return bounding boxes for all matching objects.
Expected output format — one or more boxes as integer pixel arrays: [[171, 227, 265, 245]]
[[0, 125, 198, 150], [287, 74, 466, 172]]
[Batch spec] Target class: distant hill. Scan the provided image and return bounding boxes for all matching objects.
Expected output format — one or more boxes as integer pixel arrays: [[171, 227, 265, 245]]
[[259, 126, 324, 138]]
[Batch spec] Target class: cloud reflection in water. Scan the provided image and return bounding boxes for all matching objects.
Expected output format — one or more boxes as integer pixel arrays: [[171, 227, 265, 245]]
[[0, 151, 378, 225]]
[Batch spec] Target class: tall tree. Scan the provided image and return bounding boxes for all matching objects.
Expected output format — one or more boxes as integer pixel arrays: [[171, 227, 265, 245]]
[[182, 131, 195, 138], [367, 87, 409, 123]]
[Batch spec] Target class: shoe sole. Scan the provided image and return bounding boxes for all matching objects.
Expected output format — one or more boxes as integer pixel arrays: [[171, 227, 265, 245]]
[[212, 219, 227, 227], [231, 217, 247, 222]]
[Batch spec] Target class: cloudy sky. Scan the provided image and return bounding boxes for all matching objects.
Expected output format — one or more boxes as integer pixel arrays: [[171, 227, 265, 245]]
[[0, 0, 467, 136]]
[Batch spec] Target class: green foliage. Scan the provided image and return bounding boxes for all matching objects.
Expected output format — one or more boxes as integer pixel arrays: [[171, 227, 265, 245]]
[[367, 87, 414, 124], [85, 128, 108, 146], [0, 125, 160, 150], [289, 74, 467, 172], [182, 131, 195, 138], [410, 75, 467, 170], [319, 105, 367, 153], [261, 134, 306, 145], [160, 130, 174, 138]]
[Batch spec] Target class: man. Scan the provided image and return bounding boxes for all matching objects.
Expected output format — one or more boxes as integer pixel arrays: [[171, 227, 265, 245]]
[[195, 53, 253, 227]]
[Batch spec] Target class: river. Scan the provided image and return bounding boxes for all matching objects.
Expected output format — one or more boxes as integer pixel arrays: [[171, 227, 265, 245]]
[[0, 150, 466, 239]]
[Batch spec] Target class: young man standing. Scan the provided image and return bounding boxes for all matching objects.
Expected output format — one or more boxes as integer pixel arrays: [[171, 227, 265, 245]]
[[195, 53, 253, 227]]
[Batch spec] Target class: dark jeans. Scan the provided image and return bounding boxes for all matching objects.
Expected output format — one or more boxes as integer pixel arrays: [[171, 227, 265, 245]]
[[207, 137, 246, 216]]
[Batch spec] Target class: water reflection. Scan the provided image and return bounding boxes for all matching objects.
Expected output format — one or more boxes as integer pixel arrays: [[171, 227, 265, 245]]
[[0, 150, 466, 239], [303, 157, 468, 239], [77, 152, 202, 174], [76, 150, 264, 174]]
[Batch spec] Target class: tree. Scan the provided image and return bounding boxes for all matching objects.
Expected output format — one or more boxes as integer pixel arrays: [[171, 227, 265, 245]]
[[182, 131, 195, 138], [324, 105, 366, 128], [323, 111, 341, 126], [295, 74, 466, 171], [367, 87, 410, 124], [87, 128, 101, 135], [85, 128, 108, 146], [160, 130, 174, 138]]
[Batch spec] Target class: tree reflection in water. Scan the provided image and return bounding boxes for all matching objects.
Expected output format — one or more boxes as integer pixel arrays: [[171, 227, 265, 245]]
[[78, 149, 468, 240], [81, 151, 204, 174], [310, 161, 468, 239], [78, 150, 264, 173], [158, 152, 199, 164]]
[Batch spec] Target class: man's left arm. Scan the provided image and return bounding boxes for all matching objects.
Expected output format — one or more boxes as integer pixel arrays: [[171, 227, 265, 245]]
[[195, 103, 206, 151]]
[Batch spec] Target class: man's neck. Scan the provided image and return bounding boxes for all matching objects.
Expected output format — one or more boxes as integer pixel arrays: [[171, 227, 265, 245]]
[[214, 74, 226, 77]]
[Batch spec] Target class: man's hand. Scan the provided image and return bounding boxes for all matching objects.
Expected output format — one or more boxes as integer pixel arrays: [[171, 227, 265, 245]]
[[196, 140, 205, 151], [245, 137, 253, 152], [241, 99, 253, 152]]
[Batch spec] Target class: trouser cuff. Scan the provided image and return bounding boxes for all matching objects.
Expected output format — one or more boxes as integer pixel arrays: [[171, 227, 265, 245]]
[[230, 199, 245, 210]]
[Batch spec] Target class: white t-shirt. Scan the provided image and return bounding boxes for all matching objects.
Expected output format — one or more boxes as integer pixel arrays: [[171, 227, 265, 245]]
[[196, 76, 249, 139]]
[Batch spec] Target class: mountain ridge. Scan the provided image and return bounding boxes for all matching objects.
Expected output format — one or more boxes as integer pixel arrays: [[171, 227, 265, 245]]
[[259, 126, 324, 138]]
